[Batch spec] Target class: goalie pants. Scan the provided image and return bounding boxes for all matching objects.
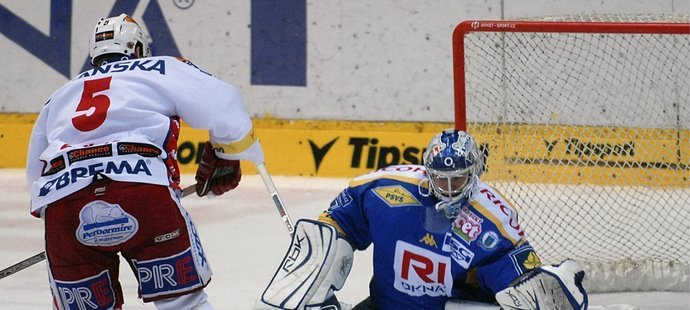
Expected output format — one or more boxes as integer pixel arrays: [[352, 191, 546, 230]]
[[44, 178, 213, 310]]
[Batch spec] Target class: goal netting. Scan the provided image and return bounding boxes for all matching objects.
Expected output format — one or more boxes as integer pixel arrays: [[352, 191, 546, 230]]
[[453, 13, 689, 292]]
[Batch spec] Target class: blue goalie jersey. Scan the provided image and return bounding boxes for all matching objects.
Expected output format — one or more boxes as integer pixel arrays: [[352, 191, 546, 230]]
[[319, 165, 542, 310]]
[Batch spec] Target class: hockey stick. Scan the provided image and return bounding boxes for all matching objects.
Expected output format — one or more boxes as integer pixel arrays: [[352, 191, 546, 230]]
[[0, 252, 46, 280], [0, 184, 197, 280], [256, 162, 295, 237]]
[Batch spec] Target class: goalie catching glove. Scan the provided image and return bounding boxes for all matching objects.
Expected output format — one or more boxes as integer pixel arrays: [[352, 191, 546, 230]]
[[495, 259, 588, 310], [195, 141, 241, 197]]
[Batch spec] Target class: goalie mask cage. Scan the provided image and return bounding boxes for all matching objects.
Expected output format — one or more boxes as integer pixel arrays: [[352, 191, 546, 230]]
[[453, 13, 689, 293]]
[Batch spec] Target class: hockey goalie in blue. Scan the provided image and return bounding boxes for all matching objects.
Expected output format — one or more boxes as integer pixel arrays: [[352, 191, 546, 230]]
[[256, 129, 588, 310]]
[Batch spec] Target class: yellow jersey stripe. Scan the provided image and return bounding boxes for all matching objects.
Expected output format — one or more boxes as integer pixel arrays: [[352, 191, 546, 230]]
[[211, 126, 257, 155], [470, 200, 520, 246]]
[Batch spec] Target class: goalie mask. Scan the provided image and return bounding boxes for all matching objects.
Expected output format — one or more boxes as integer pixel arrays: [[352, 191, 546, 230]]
[[423, 129, 484, 218], [89, 13, 151, 66]]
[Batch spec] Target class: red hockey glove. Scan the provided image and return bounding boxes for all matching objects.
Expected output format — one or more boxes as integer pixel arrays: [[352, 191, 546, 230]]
[[195, 141, 242, 197]]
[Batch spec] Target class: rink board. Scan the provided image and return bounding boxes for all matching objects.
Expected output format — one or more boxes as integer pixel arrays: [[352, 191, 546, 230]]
[[0, 114, 687, 186]]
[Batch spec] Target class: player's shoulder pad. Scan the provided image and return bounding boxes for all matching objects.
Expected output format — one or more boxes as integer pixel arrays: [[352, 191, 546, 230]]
[[468, 181, 525, 245], [173, 56, 214, 76], [349, 164, 427, 188]]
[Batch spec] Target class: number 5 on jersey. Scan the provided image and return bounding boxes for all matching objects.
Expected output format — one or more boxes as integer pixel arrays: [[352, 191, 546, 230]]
[[72, 77, 112, 132]]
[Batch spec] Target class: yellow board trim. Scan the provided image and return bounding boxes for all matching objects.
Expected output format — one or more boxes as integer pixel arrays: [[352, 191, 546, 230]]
[[469, 124, 689, 187], [3, 114, 688, 187]]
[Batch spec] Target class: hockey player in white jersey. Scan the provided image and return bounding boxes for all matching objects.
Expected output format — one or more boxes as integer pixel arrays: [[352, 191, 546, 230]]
[[256, 129, 588, 310], [26, 14, 264, 310]]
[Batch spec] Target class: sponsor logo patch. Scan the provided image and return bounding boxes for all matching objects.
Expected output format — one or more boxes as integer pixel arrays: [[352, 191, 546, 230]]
[[523, 251, 542, 270], [330, 189, 353, 210], [117, 142, 162, 157], [509, 245, 542, 275], [42, 156, 66, 176], [135, 248, 203, 297], [479, 231, 500, 251], [38, 159, 152, 197], [372, 185, 421, 207], [442, 233, 475, 269], [54, 270, 115, 309], [155, 229, 180, 243], [393, 241, 452, 297], [76, 201, 139, 246], [67, 145, 113, 164], [452, 207, 483, 244]]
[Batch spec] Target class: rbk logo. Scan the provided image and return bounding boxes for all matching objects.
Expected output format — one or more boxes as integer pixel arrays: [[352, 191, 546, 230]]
[[308, 138, 338, 173]]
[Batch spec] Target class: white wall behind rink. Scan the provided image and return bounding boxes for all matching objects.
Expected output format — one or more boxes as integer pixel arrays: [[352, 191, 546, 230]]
[[0, 0, 687, 122]]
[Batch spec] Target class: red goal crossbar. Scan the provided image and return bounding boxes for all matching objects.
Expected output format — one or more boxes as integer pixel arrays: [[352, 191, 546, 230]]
[[452, 20, 690, 130]]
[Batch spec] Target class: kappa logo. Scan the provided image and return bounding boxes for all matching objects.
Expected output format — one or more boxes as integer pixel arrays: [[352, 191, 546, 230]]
[[419, 233, 438, 248], [373, 185, 421, 207]]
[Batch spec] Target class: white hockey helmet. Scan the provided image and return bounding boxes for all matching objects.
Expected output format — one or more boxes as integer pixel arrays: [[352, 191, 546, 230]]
[[89, 13, 151, 66], [423, 129, 484, 217]]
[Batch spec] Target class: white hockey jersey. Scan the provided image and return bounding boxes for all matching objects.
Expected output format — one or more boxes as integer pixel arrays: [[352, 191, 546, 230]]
[[26, 56, 263, 216]]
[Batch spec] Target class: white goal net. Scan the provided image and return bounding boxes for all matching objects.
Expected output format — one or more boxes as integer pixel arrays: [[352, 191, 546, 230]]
[[453, 14, 689, 292]]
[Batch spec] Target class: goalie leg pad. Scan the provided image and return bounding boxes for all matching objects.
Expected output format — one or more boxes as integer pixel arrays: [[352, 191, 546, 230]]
[[256, 219, 354, 310], [495, 259, 588, 310]]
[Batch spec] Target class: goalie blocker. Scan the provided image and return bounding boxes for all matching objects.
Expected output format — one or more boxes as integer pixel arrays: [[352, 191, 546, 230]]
[[256, 219, 354, 310]]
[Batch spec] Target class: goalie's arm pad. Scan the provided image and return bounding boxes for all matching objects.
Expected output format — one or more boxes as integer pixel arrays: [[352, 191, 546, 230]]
[[256, 219, 354, 310], [495, 259, 588, 310]]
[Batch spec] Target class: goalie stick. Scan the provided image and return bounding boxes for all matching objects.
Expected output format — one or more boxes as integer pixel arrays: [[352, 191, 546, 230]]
[[256, 162, 295, 237], [0, 184, 197, 280]]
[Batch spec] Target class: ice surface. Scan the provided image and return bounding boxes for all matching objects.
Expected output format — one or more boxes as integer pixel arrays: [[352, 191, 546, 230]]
[[0, 170, 687, 309]]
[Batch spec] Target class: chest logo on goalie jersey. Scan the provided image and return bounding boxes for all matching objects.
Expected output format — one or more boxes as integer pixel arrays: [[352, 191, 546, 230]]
[[452, 207, 483, 244], [393, 241, 452, 297], [373, 185, 420, 207]]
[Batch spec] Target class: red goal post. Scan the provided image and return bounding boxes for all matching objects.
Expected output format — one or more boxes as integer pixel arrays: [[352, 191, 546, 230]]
[[451, 15, 689, 292]]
